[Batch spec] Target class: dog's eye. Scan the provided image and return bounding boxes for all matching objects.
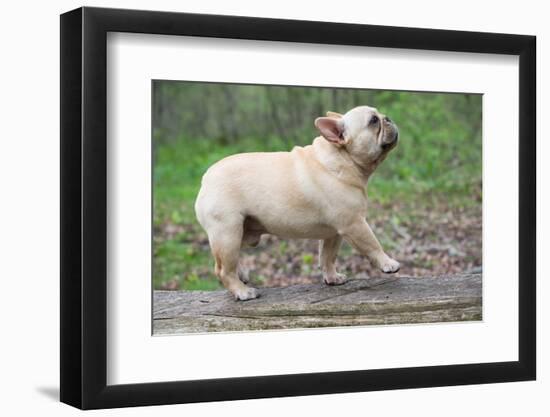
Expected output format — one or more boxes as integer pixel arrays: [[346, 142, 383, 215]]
[[370, 115, 379, 125]]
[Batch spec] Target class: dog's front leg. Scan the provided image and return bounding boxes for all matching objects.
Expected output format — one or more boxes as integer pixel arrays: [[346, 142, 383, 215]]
[[341, 219, 400, 273], [319, 235, 347, 285]]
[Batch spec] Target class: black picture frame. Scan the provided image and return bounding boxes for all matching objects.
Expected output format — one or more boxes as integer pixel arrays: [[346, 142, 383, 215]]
[[60, 6, 536, 410]]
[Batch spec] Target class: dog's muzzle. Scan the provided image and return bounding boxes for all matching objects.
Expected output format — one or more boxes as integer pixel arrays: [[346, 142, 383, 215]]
[[382, 118, 399, 149]]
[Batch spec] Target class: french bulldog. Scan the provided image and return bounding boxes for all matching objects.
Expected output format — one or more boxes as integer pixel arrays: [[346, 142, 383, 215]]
[[195, 106, 400, 300]]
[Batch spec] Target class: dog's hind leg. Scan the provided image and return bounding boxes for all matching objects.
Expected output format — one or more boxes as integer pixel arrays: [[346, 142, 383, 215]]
[[208, 219, 259, 301], [241, 231, 262, 248], [237, 262, 250, 284], [319, 235, 348, 285], [241, 216, 264, 248]]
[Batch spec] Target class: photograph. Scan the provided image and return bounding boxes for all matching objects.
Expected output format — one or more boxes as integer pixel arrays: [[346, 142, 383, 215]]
[[54, 4, 538, 411], [152, 81, 483, 335]]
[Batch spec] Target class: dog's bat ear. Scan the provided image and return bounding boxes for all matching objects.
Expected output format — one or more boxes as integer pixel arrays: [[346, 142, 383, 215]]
[[326, 111, 343, 119], [315, 117, 345, 146]]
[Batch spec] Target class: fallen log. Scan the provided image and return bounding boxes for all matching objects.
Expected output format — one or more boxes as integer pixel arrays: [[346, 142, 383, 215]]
[[153, 273, 481, 334]]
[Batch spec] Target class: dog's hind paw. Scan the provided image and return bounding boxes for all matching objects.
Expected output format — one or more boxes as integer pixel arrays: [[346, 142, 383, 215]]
[[233, 286, 259, 301], [323, 273, 348, 286]]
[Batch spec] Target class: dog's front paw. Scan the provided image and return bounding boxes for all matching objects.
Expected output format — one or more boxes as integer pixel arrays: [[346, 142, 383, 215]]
[[323, 272, 348, 286], [379, 257, 400, 274], [233, 286, 259, 301]]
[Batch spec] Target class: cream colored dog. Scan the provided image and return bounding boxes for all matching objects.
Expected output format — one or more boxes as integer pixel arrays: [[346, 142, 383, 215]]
[[195, 106, 400, 300]]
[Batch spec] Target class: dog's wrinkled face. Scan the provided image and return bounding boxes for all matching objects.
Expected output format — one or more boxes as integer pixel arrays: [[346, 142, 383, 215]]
[[315, 106, 399, 168]]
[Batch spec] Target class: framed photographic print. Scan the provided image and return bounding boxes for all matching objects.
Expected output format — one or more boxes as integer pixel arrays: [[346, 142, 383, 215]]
[[60, 6, 536, 409]]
